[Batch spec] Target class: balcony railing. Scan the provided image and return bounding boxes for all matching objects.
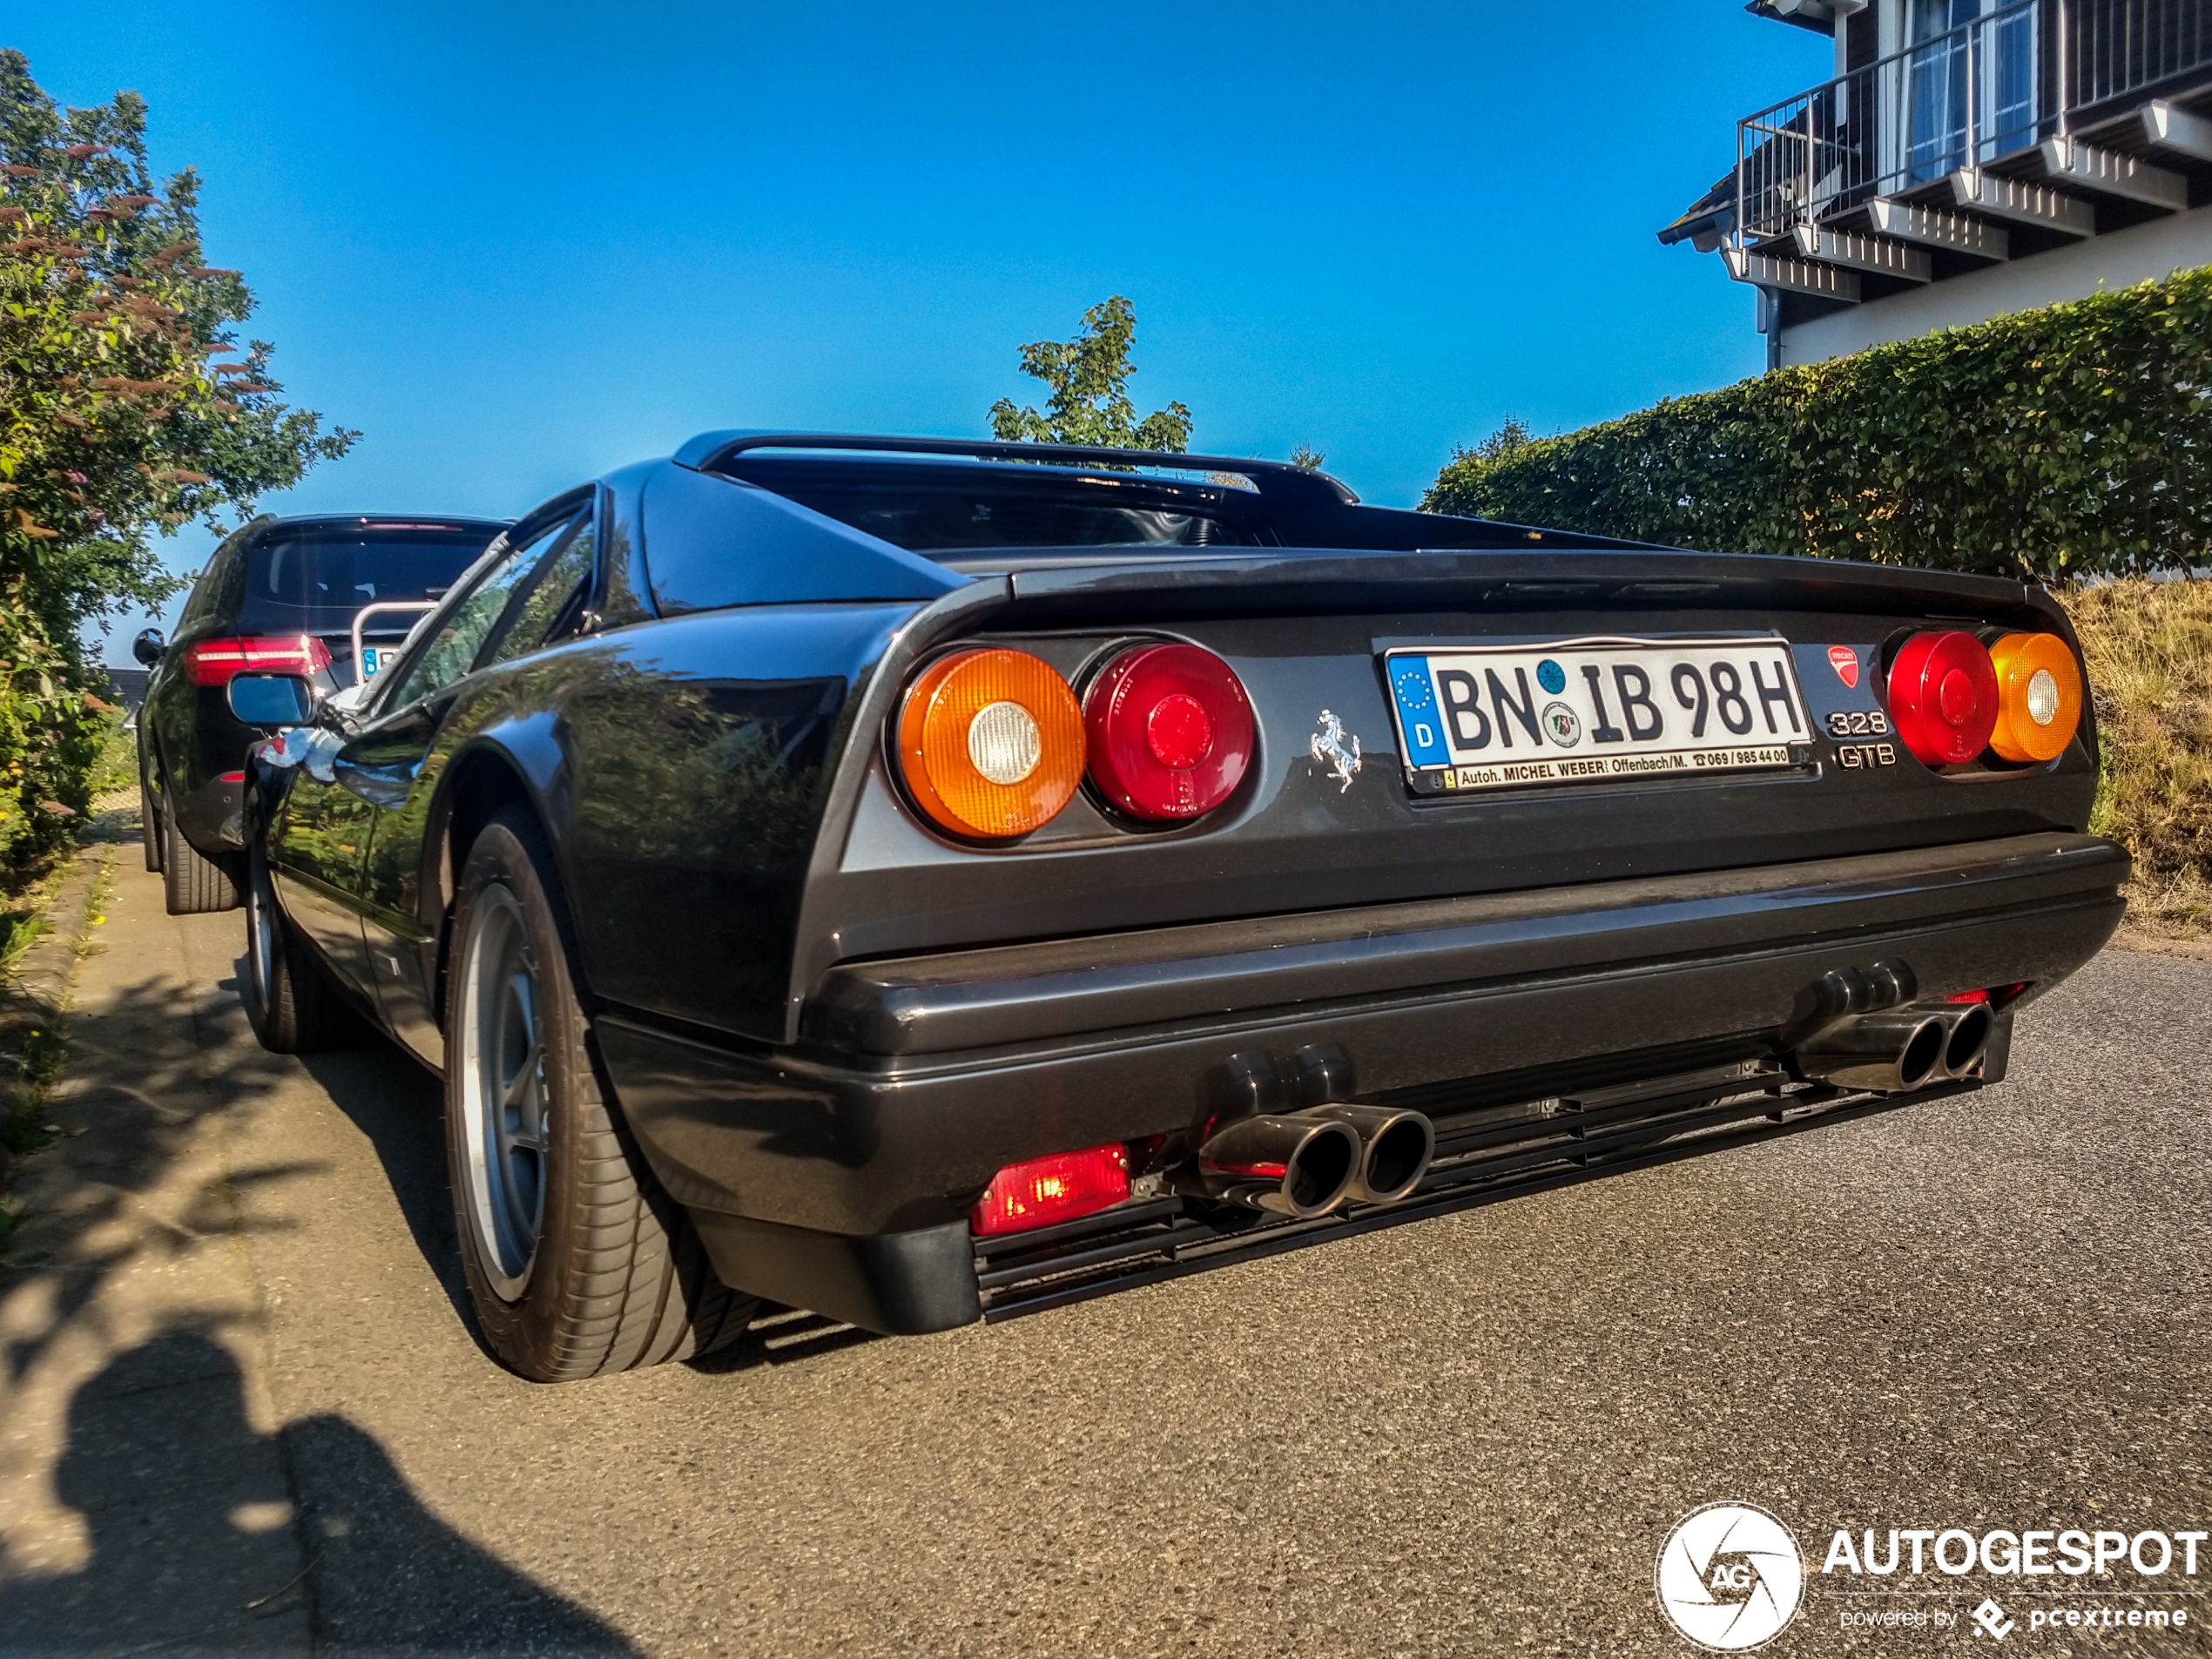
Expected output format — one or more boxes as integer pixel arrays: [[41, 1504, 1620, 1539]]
[[1732, 0, 2212, 249]]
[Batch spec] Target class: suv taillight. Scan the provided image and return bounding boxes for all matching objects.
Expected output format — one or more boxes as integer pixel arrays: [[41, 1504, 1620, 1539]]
[[181, 634, 333, 686]]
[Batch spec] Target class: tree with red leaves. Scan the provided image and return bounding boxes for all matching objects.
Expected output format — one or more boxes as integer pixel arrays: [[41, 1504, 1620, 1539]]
[[0, 49, 356, 867]]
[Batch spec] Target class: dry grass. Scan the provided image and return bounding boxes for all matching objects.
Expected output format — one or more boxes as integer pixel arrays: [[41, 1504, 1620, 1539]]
[[2061, 577, 2212, 938]]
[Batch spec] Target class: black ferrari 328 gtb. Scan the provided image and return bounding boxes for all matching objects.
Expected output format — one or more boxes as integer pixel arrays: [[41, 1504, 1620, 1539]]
[[241, 433, 2124, 1382]]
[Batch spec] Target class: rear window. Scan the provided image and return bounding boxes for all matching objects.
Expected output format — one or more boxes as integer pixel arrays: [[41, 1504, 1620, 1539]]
[[719, 458, 1273, 555], [240, 526, 499, 633]]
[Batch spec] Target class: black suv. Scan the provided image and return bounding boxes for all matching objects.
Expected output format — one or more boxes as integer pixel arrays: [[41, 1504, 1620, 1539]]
[[136, 513, 507, 914]]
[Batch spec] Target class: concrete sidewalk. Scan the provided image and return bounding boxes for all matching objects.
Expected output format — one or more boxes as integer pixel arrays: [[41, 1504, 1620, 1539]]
[[0, 836, 314, 1653], [0, 842, 620, 1657]]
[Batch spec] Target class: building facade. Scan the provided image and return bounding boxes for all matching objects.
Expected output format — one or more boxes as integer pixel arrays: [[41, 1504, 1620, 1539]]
[[1662, 0, 2212, 367]]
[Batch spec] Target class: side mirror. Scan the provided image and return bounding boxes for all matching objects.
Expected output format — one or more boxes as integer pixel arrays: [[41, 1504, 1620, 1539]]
[[227, 673, 315, 729], [132, 628, 166, 667]]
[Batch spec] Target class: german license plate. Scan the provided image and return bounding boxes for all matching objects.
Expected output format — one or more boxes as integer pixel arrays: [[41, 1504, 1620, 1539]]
[[1383, 637, 1811, 793], [361, 646, 388, 678]]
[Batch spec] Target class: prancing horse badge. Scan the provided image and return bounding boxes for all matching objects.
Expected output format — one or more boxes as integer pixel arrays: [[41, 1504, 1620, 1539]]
[[1311, 710, 1363, 792]]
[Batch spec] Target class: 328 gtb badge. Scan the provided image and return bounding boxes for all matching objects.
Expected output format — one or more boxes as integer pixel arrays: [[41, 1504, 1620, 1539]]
[[1825, 708, 1897, 770]]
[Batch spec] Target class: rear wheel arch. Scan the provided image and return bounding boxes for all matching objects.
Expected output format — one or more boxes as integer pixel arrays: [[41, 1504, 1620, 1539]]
[[431, 745, 587, 1025]]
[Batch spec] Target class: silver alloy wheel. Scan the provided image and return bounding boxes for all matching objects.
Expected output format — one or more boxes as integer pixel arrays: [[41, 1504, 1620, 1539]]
[[457, 881, 549, 1300]]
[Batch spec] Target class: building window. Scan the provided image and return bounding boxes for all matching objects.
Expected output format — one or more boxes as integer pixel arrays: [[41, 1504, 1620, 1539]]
[[1910, 0, 2039, 180]]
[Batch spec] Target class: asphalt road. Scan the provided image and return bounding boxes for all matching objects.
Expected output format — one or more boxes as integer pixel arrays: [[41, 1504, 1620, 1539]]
[[3, 852, 2209, 1657]]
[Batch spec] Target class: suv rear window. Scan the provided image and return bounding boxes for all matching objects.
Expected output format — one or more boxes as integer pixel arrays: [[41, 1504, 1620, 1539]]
[[239, 525, 499, 633]]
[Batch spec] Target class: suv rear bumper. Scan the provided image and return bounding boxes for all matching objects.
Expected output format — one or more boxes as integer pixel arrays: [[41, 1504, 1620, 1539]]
[[597, 832, 2125, 1327], [172, 770, 246, 853]]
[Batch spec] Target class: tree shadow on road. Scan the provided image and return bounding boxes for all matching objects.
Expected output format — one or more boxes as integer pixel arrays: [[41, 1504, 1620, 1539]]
[[269, 994, 470, 1327], [1, 967, 318, 1395], [0, 1327, 634, 1656]]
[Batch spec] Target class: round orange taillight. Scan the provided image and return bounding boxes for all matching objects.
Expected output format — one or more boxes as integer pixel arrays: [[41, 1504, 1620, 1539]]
[[897, 648, 1085, 838], [1986, 631, 2083, 763]]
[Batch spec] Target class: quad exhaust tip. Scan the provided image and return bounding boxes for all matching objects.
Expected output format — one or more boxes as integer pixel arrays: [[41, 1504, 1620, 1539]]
[[1943, 1001, 1993, 1078], [1186, 1103, 1438, 1217], [1796, 1000, 1996, 1094], [1190, 1114, 1362, 1217], [1298, 1103, 1437, 1205]]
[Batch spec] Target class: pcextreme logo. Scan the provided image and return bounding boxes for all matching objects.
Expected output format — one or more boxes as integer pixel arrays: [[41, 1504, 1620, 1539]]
[[1655, 1502, 1806, 1651]]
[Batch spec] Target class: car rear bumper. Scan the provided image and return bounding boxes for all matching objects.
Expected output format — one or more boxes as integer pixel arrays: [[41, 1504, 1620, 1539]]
[[172, 771, 246, 853], [597, 831, 2125, 1330], [163, 683, 260, 853]]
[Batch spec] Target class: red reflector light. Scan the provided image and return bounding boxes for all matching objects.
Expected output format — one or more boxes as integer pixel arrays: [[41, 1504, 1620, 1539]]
[[1950, 982, 2031, 1008], [1083, 644, 1255, 821], [1886, 631, 1998, 765], [1952, 981, 2031, 1008], [181, 634, 332, 686], [969, 1144, 1130, 1237]]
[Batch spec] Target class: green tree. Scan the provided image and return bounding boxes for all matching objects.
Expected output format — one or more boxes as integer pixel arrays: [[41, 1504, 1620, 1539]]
[[1461, 415, 1534, 469], [988, 295, 1193, 452], [0, 51, 354, 867]]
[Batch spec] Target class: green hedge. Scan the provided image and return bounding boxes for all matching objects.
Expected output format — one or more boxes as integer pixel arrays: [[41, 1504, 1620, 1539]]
[[0, 597, 108, 878], [1424, 265, 2212, 583]]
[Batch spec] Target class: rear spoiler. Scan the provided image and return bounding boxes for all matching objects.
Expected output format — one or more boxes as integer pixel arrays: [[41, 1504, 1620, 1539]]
[[983, 546, 2047, 626], [674, 428, 1362, 508]]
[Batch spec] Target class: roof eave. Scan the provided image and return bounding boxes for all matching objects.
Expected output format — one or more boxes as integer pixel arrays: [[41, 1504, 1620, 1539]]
[[1744, 0, 1839, 37]]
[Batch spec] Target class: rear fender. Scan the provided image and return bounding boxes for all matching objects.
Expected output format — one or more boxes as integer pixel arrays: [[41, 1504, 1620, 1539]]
[[440, 609, 944, 1042]]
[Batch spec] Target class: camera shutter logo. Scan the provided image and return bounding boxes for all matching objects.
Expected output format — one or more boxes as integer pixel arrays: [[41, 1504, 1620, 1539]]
[[1655, 1501, 1805, 1651]]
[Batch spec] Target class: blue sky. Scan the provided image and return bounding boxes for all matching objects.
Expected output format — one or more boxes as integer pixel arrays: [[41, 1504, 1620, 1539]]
[[15, 2, 1829, 658]]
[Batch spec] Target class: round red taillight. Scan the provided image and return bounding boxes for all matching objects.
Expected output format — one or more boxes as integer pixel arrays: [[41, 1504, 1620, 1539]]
[[1887, 631, 2000, 766], [1083, 644, 1254, 821]]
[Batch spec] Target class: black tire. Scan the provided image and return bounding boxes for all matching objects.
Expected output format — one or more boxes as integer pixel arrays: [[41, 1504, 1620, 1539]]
[[241, 833, 364, 1054], [444, 806, 753, 1381], [161, 782, 242, 914]]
